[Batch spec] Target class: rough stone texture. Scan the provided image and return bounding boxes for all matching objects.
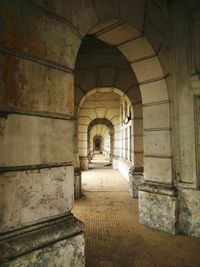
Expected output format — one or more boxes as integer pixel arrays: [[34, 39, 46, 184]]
[[178, 188, 200, 238], [0, 0, 81, 69], [2, 233, 85, 267], [0, 166, 74, 231], [0, 214, 84, 262], [0, 115, 73, 166], [139, 185, 178, 234], [128, 168, 144, 198]]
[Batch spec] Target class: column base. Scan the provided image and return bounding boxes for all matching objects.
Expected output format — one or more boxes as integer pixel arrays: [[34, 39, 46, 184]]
[[0, 214, 85, 267], [178, 187, 200, 238], [128, 167, 144, 198], [139, 182, 178, 234], [79, 157, 89, 171]]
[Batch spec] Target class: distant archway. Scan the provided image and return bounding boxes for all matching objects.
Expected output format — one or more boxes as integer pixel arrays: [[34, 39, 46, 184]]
[[94, 135, 103, 151]]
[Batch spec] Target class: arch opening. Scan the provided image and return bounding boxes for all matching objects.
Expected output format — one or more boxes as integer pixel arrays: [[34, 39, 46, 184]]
[[74, 18, 173, 235]]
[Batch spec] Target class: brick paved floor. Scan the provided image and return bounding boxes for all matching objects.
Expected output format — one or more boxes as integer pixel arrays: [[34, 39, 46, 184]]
[[73, 157, 200, 267]]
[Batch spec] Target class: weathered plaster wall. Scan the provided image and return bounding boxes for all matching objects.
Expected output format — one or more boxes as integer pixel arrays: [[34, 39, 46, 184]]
[[0, 115, 73, 166], [1, 1, 200, 266], [0, 0, 84, 265], [0, 166, 74, 231]]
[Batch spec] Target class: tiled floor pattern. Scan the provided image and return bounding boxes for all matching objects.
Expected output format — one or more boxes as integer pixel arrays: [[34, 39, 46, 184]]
[[73, 156, 200, 267]]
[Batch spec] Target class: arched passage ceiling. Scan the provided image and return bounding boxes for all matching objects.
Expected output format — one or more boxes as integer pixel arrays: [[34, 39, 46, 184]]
[[74, 34, 141, 109], [88, 118, 114, 132]]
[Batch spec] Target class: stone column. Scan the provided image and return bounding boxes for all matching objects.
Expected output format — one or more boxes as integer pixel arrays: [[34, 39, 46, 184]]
[[0, 1, 85, 265]]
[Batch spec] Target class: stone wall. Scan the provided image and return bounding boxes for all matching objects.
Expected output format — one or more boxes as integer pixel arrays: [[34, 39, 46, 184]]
[[1, 2, 200, 266]]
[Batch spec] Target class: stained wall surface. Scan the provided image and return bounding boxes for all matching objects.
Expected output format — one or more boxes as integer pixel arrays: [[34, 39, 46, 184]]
[[1, 0, 200, 266]]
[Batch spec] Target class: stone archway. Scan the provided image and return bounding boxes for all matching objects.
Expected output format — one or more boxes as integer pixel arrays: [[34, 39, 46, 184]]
[[75, 19, 173, 233], [0, 2, 178, 266], [93, 135, 103, 152], [88, 118, 114, 163]]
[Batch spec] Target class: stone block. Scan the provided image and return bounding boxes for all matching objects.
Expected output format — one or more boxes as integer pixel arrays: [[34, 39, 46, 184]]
[[43, 16, 81, 69], [132, 57, 164, 83], [133, 119, 143, 135], [78, 141, 87, 149], [78, 124, 87, 133], [96, 108, 107, 118], [119, 37, 154, 62], [78, 133, 87, 141], [78, 116, 90, 125], [134, 152, 143, 167], [97, 23, 141, 45], [0, 166, 74, 231], [143, 103, 170, 129], [78, 148, 87, 157], [0, 54, 74, 114], [140, 79, 168, 105], [78, 108, 96, 119], [0, 215, 85, 267], [144, 130, 171, 156], [0, 1, 80, 69], [178, 188, 200, 238], [139, 184, 178, 234], [144, 157, 172, 184], [128, 167, 144, 198], [0, 115, 73, 166], [134, 136, 143, 152], [79, 156, 89, 170]]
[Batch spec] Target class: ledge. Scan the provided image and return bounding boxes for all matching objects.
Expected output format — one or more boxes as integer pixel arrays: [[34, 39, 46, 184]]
[[0, 214, 84, 264], [139, 181, 178, 197]]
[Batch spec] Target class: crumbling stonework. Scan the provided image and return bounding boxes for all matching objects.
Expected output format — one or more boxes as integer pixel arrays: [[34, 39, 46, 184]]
[[1, 0, 200, 265], [178, 188, 200, 238]]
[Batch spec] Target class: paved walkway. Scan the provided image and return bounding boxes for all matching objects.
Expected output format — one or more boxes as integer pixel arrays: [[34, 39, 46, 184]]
[[73, 155, 200, 267]]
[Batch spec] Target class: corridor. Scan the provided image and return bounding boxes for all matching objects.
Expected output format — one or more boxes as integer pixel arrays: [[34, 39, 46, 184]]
[[73, 155, 200, 267]]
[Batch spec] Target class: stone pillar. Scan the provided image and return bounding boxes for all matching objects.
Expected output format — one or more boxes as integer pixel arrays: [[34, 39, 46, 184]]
[[0, 1, 85, 265], [139, 182, 178, 234]]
